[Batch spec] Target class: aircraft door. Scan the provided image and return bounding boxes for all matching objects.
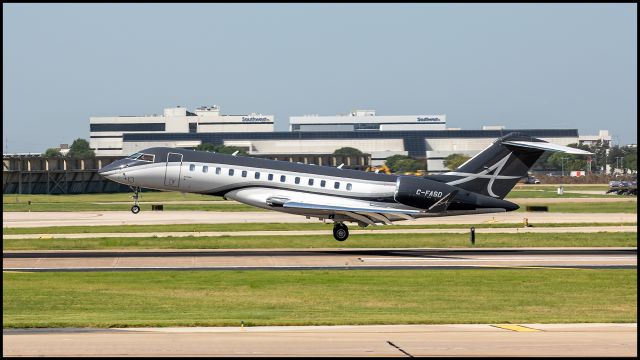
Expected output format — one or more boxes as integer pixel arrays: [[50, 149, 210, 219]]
[[164, 153, 183, 187]]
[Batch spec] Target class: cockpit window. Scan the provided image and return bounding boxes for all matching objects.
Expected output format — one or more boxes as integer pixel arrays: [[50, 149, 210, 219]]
[[127, 153, 143, 160], [139, 154, 155, 162]]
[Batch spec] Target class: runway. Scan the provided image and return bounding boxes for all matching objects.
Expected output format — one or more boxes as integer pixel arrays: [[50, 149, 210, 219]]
[[3, 324, 636, 357], [4, 248, 636, 272], [3, 210, 637, 227], [4, 225, 636, 240]]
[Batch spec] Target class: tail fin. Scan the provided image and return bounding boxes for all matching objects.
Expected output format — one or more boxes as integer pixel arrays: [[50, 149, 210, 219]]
[[439, 132, 591, 199]]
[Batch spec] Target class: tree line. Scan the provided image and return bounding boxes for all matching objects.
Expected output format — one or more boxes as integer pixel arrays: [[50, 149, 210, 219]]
[[46, 141, 635, 175]]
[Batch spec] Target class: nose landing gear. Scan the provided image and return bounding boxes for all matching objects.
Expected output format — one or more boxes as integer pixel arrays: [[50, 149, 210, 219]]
[[333, 222, 349, 241], [130, 186, 141, 214]]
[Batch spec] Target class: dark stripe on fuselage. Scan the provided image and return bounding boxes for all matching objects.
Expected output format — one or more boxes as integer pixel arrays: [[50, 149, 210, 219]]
[[141, 147, 400, 183], [203, 184, 397, 203]]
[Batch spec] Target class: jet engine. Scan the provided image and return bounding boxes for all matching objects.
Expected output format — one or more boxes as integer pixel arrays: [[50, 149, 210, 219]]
[[394, 176, 461, 210]]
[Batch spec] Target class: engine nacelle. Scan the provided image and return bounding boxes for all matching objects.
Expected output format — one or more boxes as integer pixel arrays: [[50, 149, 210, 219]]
[[394, 176, 460, 210]]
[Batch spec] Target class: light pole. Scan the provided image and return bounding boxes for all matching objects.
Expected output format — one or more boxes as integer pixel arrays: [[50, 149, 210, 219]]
[[560, 157, 568, 177], [616, 156, 624, 173]]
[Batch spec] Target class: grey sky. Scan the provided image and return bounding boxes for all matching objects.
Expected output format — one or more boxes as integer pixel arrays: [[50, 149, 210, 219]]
[[3, 3, 637, 153]]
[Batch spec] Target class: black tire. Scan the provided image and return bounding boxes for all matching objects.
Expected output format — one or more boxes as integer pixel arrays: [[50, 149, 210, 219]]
[[333, 223, 349, 241], [131, 205, 141, 214]]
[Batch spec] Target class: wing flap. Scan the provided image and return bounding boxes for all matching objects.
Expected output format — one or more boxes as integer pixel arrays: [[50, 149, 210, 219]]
[[282, 201, 422, 215]]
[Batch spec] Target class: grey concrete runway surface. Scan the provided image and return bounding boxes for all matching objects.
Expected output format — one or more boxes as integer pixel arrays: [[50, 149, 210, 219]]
[[3, 210, 637, 228], [4, 225, 636, 240], [4, 248, 636, 272], [3, 323, 636, 357]]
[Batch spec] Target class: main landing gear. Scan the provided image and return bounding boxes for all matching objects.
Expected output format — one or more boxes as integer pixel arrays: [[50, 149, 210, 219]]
[[333, 222, 349, 241], [130, 186, 141, 214]]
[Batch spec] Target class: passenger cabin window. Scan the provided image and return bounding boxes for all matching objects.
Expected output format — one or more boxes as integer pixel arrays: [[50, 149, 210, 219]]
[[228, 169, 234, 176], [268, 174, 274, 181], [255, 172, 260, 179], [203, 166, 208, 173], [215, 167, 221, 175], [295, 177, 300, 184], [189, 164, 195, 171], [334, 182, 340, 189], [346, 183, 352, 191], [280, 175, 286, 183], [320, 180, 326, 188], [308, 179, 314, 186], [242, 170, 247, 178]]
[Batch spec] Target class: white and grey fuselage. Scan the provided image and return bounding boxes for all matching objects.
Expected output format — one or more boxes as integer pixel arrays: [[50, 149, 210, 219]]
[[98, 147, 517, 226], [100, 133, 589, 227]]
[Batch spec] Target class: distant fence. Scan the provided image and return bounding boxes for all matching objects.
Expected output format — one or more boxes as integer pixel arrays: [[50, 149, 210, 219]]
[[533, 173, 637, 184], [3, 153, 372, 194], [3, 155, 130, 194]]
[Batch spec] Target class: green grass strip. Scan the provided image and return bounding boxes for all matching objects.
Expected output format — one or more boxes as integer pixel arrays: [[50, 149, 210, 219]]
[[3, 193, 224, 203], [3, 222, 637, 235], [3, 269, 635, 328], [514, 202, 637, 213], [3, 233, 636, 251], [507, 191, 617, 199]]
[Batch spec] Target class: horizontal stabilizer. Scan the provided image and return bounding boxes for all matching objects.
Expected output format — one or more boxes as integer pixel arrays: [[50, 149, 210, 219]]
[[502, 141, 593, 155]]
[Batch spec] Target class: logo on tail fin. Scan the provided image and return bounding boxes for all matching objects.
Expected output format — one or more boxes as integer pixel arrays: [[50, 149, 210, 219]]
[[444, 154, 520, 197]]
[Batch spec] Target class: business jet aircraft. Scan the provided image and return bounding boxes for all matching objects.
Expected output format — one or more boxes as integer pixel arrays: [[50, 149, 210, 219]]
[[99, 133, 591, 241]]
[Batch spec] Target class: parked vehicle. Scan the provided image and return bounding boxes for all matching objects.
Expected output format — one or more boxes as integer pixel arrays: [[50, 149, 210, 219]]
[[607, 180, 637, 195]]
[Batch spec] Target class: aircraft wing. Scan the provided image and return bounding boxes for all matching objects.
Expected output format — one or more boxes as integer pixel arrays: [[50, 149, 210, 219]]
[[280, 200, 423, 225]]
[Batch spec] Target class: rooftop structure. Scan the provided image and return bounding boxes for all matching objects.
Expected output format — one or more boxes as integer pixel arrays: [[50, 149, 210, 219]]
[[578, 130, 612, 147], [289, 109, 446, 132], [90, 105, 274, 156]]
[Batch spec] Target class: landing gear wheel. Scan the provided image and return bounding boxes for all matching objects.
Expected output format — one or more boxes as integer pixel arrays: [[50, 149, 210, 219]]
[[130, 186, 141, 214], [333, 223, 349, 241]]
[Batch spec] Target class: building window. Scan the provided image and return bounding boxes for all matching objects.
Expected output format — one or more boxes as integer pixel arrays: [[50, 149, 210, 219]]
[[295, 177, 300, 184], [354, 123, 380, 131], [189, 123, 197, 133], [90, 123, 166, 132], [268, 174, 274, 181], [334, 182, 340, 189], [280, 175, 286, 182], [255, 172, 260, 179], [320, 180, 326, 188], [308, 178, 314, 186], [229, 169, 234, 176], [216, 167, 221, 175], [242, 170, 247, 178], [189, 164, 195, 171], [203, 166, 208, 173], [346, 183, 352, 191]]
